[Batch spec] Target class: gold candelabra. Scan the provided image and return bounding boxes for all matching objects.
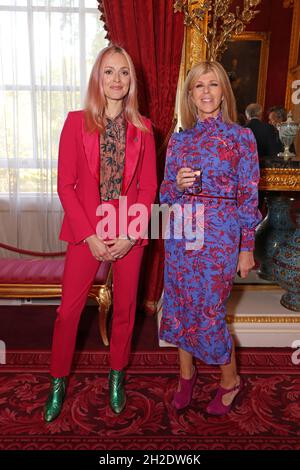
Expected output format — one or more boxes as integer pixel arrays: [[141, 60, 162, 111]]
[[174, 0, 261, 61]]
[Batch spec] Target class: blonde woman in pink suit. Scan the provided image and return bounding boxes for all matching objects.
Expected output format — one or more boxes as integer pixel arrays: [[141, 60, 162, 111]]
[[44, 45, 157, 422]]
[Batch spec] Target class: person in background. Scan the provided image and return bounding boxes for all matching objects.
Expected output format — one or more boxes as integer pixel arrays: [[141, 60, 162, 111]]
[[268, 105, 296, 154], [44, 45, 157, 422], [268, 106, 287, 127], [245, 103, 281, 158], [159, 61, 261, 416]]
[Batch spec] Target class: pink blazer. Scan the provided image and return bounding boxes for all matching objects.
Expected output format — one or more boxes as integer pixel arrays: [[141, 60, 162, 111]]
[[57, 110, 157, 246]]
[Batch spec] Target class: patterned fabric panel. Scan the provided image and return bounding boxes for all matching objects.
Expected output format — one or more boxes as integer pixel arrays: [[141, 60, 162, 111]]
[[100, 112, 126, 201]]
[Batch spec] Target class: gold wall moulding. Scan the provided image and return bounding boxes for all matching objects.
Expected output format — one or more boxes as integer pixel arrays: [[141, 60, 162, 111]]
[[259, 168, 300, 191], [232, 284, 281, 291], [183, 1, 208, 75], [226, 315, 300, 324]]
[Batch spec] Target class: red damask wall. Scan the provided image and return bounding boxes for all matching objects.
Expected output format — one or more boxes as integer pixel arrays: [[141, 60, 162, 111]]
[[234, 0, 293, 114]]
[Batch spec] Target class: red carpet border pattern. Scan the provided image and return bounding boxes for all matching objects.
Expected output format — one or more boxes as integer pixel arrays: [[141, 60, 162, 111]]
[[2, 348, 299, 374], [0, 349, 300, 450]]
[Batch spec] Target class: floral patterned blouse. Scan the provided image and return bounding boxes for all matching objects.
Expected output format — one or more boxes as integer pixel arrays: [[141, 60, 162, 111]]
[[100, 112, 126, 201]]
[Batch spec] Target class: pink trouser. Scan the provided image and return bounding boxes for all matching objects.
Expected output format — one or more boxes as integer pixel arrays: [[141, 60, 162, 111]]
[[50, 237, 144, 377]]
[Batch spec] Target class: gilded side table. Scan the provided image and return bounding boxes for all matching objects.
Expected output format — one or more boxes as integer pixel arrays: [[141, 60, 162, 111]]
[[259, 156, 300, 191]]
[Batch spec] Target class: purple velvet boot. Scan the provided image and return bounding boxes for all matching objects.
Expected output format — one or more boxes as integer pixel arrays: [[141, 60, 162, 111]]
[[206, 377, 243, 416], [173, 367, 197, 410]]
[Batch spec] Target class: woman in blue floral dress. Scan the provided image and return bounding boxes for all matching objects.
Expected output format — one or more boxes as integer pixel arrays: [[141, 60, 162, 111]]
[[159, 61, 262, 415]]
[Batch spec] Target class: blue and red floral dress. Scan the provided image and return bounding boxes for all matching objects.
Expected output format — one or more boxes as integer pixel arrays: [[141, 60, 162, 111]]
[[159, 113, 262, 365]]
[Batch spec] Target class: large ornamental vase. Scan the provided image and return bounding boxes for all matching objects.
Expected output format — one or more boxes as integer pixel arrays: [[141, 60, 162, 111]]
[[254, 194, 295, 281], [273, 211, 300, 311]]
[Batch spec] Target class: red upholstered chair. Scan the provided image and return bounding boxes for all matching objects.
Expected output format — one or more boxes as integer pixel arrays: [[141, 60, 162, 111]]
[[0, 258, 112, 346]]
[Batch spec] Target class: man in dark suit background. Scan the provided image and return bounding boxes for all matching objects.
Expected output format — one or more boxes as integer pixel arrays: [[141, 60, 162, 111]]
[[245, 103, 281, 158], [245, 103, 281, 212]]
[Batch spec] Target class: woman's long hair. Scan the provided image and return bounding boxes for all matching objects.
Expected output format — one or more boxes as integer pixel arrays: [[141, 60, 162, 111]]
[[181, 61, 237, 130], [84, 45, 148, 134]]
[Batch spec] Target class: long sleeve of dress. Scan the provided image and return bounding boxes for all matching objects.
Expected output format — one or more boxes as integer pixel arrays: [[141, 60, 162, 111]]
[[159, 134, 184, 205], [237, 128, 262, 251], [57, 112, 95, 244]]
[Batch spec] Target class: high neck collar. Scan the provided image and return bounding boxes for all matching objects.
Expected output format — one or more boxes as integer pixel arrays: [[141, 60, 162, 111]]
[[196, 111, 223, 130]]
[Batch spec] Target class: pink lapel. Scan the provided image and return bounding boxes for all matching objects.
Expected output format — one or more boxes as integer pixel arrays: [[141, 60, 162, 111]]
[[122, 122, 142, 194], [81, 117, 100, 183]]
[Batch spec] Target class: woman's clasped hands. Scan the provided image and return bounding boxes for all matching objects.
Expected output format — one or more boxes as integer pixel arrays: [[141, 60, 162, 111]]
[[85, 234, 132, 261]]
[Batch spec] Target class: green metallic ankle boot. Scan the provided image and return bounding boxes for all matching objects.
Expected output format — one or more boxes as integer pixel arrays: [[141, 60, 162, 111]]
[[108, 369, 126, 414], [44, 376, 67, 422]]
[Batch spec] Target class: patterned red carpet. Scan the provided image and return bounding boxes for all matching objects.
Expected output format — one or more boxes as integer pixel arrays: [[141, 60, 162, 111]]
[[0, 307, 300, 450], [1, 350, 300, 450]]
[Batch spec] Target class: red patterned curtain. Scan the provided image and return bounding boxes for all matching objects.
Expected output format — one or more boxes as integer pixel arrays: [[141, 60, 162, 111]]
[[98, 0, 184, 313]]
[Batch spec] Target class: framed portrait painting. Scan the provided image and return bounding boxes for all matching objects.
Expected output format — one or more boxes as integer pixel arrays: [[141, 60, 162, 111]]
[[220, 32, 270, 122]]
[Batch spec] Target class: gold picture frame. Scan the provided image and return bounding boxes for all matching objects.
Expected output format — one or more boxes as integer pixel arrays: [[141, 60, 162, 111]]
[[220, 32, 270, 117]]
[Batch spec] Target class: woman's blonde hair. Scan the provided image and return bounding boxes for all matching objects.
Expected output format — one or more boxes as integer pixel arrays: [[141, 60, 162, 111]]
[[181, 61, 237, 129], [84, 44, 148, 134]]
